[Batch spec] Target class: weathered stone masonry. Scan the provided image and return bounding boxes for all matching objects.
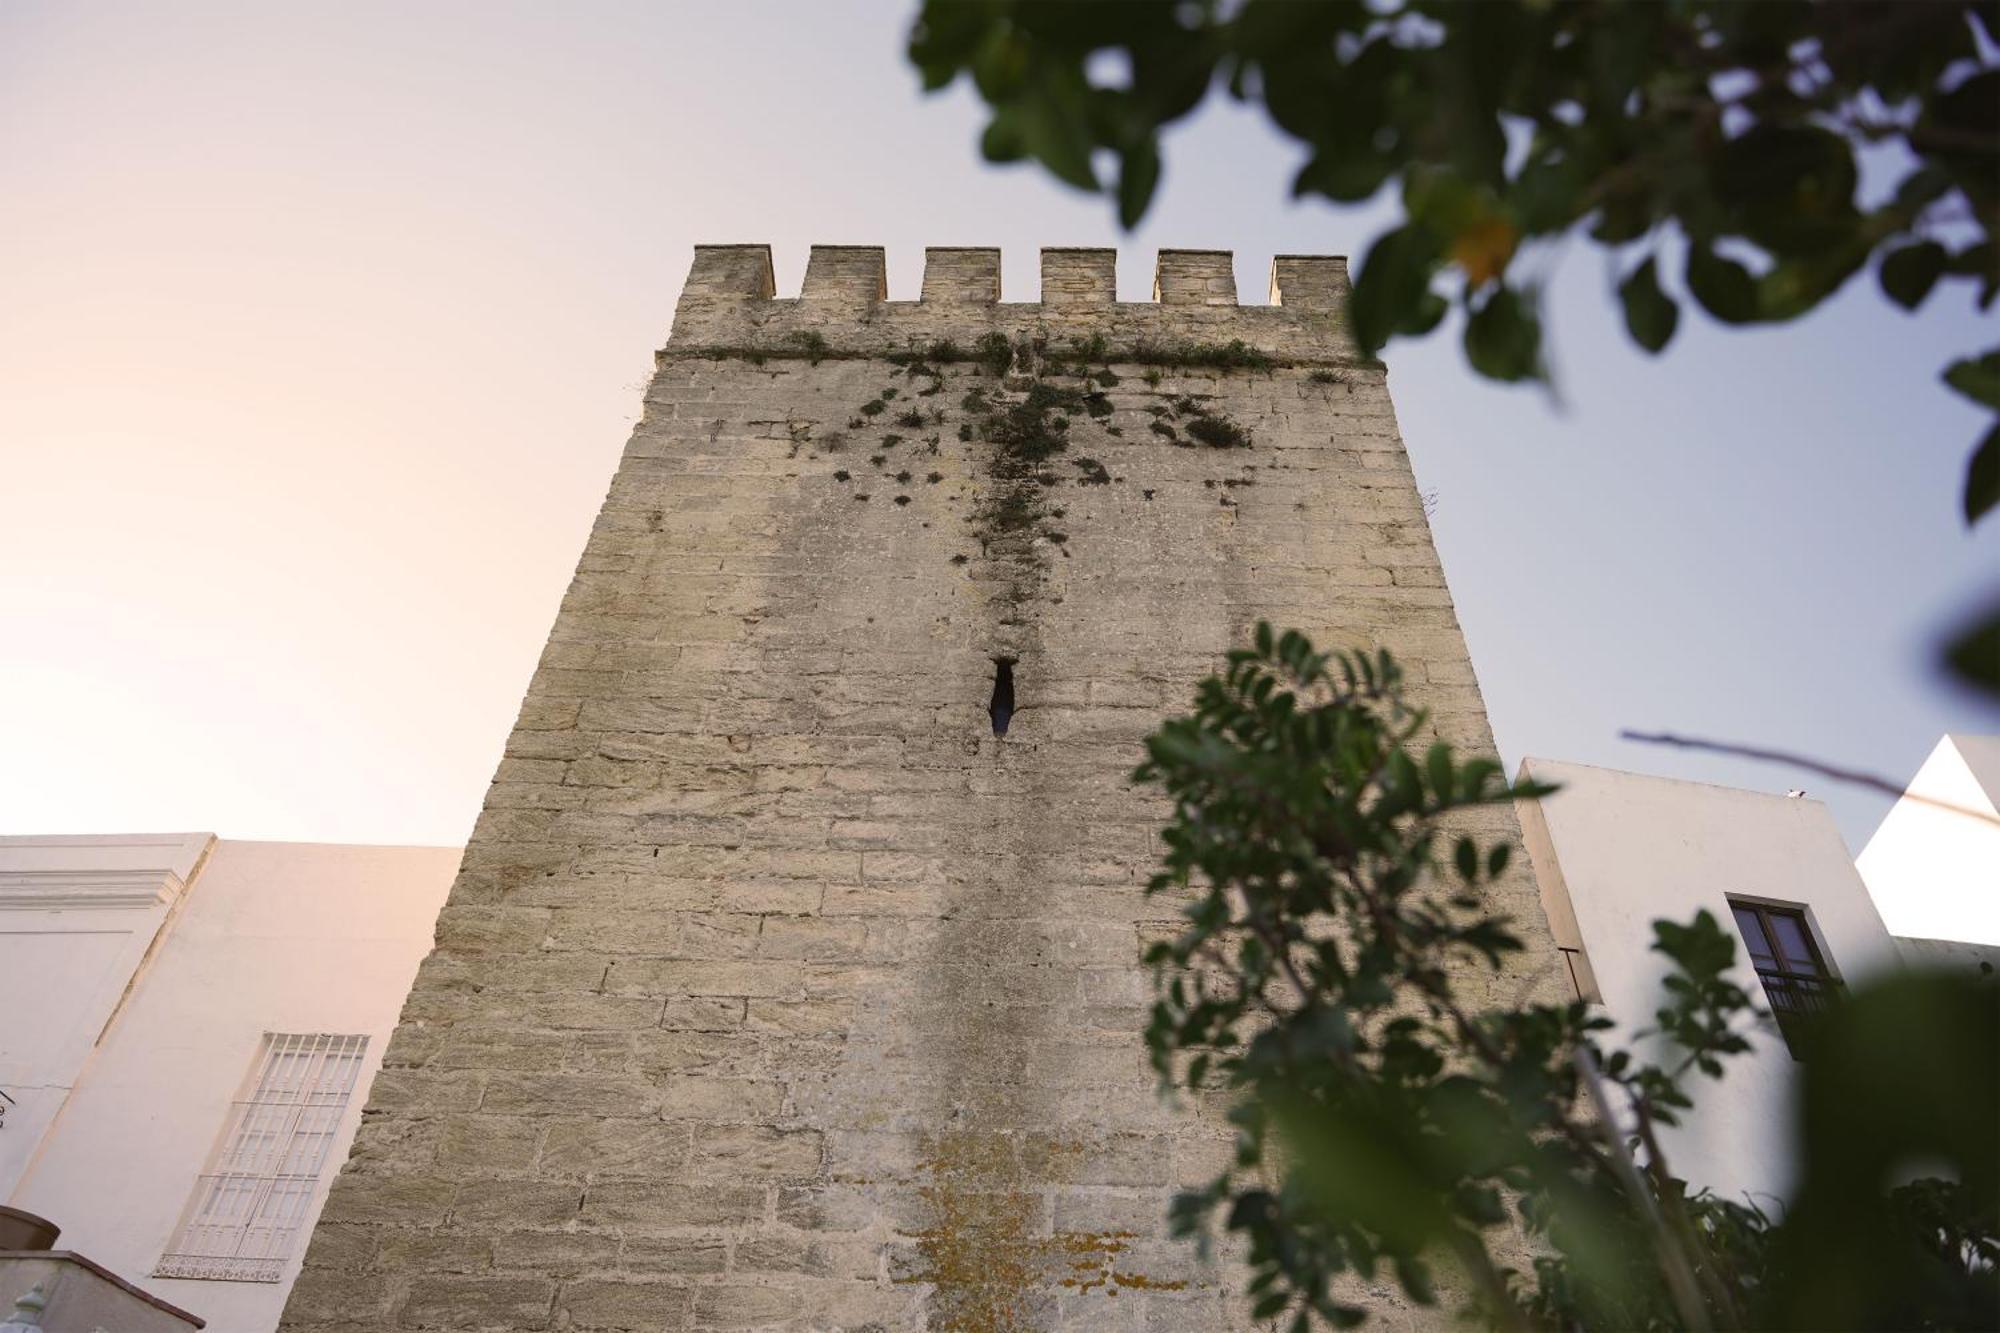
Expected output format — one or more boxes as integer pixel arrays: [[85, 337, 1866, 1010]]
[[279, 245, 1563, 1332]]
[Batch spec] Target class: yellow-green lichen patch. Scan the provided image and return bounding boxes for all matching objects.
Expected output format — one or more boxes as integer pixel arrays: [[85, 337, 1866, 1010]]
[[895, 1129, 1185, 1330]]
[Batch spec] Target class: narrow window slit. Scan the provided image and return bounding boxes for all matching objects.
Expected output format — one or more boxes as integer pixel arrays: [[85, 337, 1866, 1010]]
[[988, 657, 1017, 736]]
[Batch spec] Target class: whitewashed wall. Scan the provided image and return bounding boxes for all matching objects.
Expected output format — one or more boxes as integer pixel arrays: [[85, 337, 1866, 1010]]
[[1, 836, 456, 1333], [1516, 761, 1900, 1208], [0, 834, 213, 1199]]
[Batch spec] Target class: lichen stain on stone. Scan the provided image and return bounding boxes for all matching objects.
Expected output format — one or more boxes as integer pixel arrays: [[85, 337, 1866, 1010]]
[[1052, 1230, 1188, 1295], [895, 1128, 1185, 1331]]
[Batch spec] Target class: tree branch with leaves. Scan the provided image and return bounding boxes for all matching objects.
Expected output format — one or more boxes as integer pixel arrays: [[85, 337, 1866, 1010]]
[[910, 0, 2000, 695], [1132, 624, 1998, 1330]]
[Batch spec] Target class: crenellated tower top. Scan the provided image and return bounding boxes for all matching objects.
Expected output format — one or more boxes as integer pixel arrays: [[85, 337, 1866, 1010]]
[[667, 245, 1360, 365]]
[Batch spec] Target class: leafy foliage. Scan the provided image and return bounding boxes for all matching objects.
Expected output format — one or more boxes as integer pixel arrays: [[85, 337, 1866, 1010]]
[[1132, 623, 1999, 1330], [909, 0, 2000, 695]]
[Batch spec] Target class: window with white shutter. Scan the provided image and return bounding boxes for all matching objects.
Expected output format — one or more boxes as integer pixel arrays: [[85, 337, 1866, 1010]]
[[155, 1032, 369, 1282]]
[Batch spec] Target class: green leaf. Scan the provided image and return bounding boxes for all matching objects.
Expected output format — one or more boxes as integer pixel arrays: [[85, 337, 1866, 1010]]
[[968, 23, 1030, 102], [1350, 224, 1444, 357], [1454, 837, 1479, 882], [1509, 152, 1585, 234], [1393, 1255, 1437, 1305], [1892, 164, 1953, 215], [1757, 238, 1872, 321], [1948, 241, 1998, 310], [1967, 424, 2000, 525], [1117, 139, 1161, 230], [1767, 971, 2000, 1327], [906, 1, 996, 90], [1404, 167, 1491, 237], [1709, 125, 1860, 254], [1021, 94, 1099, 190], [1251, 1291, 1289, 1320], [1618, 255, 1679, 353], [1294, 148, 1394, 205], [1944, 603, 2000, 698], [1463, 285, 1543, 382], [1944, 352, 2000, 410], [980, 108, 1028, 164], [1880, 241, 1950, 311], [1686, 245, 1762, 324], [1404, 290, 1449, 338], [1427, 742, 1455, 800]]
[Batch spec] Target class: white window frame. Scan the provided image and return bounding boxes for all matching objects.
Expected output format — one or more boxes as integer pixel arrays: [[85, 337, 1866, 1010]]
[[155, 1032, 369, 1282]]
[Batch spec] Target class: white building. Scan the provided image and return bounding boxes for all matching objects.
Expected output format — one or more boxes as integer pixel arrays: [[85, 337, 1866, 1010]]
[[1858, 734, 2000, 947], [0, 835, 457, 1333], [1516, 759, 1895, 1209], [1516, 745, 1999, 1211]]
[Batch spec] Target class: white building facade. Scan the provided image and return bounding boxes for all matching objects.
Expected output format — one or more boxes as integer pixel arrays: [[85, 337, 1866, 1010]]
[[1516, 746, 1999, 1212], [1858, 734, 2000, 947], [0, 835, 457, 1333]]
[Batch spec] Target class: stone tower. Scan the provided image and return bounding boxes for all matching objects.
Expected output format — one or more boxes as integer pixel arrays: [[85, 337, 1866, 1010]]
[[280, 245, 1561, 1332]]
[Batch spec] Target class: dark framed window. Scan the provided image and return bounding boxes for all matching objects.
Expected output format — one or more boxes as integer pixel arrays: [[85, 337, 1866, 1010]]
[[1728, 900, 1840, 1058]]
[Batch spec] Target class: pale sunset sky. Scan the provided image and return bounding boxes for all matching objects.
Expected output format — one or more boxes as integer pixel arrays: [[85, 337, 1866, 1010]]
[[3, 3, 1995, 853]]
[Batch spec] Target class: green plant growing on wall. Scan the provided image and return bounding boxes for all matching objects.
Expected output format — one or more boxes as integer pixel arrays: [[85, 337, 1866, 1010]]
[[1134, 623, 1999, 1331], [909, 0, 2000, 694], [976, 331, 1014, 376], [786, 330, 830, 364]]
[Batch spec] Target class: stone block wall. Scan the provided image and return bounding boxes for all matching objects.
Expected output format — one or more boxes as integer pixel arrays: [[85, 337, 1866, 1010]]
[[279, 245, 1563, 1332]]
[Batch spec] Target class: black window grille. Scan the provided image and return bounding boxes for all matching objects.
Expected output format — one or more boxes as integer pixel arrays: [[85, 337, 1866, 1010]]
[[1729, 900, 1840, 1059]]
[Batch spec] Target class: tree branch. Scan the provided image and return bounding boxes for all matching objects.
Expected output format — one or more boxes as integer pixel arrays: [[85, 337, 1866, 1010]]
[[1573, 1047, 1716, 1333], [1619, 730, 2000, 827], [1625, 1086, 1746, 1330]]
